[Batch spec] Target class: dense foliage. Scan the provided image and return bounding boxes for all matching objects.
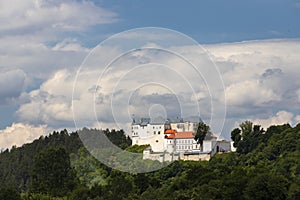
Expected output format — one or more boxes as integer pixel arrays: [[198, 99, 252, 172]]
[[194, 122, 210, 149], [0, 123, 299, 199]]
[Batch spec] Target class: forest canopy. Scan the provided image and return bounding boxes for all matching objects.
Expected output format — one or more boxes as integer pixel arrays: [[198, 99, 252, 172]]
[[0, 123, 299, 200]]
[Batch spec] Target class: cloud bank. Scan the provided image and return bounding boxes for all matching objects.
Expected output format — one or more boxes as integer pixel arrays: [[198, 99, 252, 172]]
[[10, 39, 300, 141], [0, 0, 117, 34], [0, 123, 48, 150]]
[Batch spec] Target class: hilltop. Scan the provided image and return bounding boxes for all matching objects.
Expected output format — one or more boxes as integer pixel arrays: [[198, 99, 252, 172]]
[[0, 123, 299, 199]]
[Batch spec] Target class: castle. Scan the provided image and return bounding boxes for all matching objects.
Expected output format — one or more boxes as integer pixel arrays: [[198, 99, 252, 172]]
[[131, 117, 232, 162]]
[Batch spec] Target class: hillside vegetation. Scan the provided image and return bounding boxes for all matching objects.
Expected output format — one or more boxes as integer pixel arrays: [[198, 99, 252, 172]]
[[0, 123, 299, 200]]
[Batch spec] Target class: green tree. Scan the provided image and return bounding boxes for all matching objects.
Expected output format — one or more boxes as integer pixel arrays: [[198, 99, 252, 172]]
[[231, 128, 241, 148], [70, 147, 107, 188], [194, 122, 210, 150], [0, 188, 21, 200], [231, 121, 265, 154], [240, 120, 253, 136], [68, 186, 90, 200], [244, 173, 288, 200], [107, 170, 134, 200], [31, 147, 78, 196]]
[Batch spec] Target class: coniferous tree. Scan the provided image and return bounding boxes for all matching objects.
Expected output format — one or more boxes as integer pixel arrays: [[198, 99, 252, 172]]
[[31, 147, 78, 196], [194, 122, 210, 150]]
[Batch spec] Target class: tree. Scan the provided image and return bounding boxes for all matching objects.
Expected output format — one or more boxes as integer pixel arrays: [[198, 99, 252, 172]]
[[231, 128, 241, 148], [107, 170, 134, 199], [231, 121, 265, 154], [240, 120, 253, 136], [31, 147, 78, 196], [0, 188, 21, 200], [243, 173, 288, 200], [194, 122, 210, 150]]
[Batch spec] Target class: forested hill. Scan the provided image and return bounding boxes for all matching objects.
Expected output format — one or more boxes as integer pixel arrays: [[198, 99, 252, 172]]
[[0, 123, 299, 200], [0, 129, 131, 195]]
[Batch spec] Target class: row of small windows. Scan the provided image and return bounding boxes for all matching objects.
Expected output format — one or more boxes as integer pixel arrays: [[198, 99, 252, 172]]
[[152, 126, 162, 129], [177, 144, 199, 150], [132, 131, 161, 135], [132, 126, 162, 130], [177, 139, 193, 144], [178, 145, 191, 150]]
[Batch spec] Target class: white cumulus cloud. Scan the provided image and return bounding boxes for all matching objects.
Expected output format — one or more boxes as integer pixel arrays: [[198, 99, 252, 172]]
[[0, 123, 48, 150], [17, 70, 74, 127], [0, 69, 26, 103], [0, 0, 118, 34], [10, 38, 300, 138], [295, 115, 300, 123], [225, 80, 280, 106], [252, 110, 295, 129]]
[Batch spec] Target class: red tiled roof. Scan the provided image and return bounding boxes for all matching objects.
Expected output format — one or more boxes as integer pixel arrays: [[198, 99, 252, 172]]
[[165, 129, 177, 134], [167, 134, 175, 139], [175, 132, 194, 139], [166, 131, 194, 139]]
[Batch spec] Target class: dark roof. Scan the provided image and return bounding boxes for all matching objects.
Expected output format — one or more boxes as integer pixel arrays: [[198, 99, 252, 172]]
[[184, 151, 211, 155], [204, 132, 218, 140], [132, 116, 202, 125]]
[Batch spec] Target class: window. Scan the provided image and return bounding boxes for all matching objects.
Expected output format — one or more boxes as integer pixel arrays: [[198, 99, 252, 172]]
[[158, 131, 160, 134], [154, 131, 156, 134]]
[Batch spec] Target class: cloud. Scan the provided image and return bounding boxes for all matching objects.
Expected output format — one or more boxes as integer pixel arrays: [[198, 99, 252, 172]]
[[296, 89, 300, 103], [295, 115, 300, 123], [0, 35, 89, 81], [0, 69, 26, 103], [17, 70, 74, 127], [225, 80, 280, 106], [252, 110, 295, 129], [206, 39, 300, 111], [0, 123, 48, 150], [52, 38, 90, 52], [0, 0, 118, 82], [262, 68, 283, 78], [11, 39, 300, 137], [294, 2, 300, 8], [0, 0, 118, 35]]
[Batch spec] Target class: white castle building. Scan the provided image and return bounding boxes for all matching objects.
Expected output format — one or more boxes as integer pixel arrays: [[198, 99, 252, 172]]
[[131, 117, 232, 161]]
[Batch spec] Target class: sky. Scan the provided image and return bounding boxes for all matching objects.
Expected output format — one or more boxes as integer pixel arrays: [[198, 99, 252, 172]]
[[0, 0, 300, 149]]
